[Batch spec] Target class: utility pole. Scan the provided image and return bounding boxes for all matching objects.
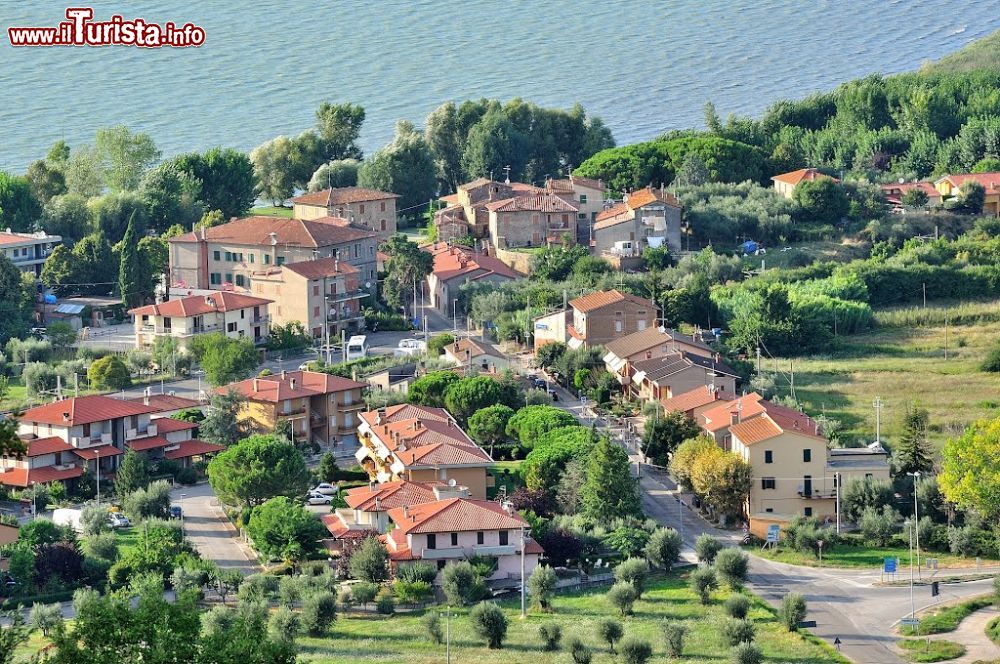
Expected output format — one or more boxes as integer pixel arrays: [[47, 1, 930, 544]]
[[909, 471, 921, 577], [835, 471, 841, 534], [908, 521, 915, 623], [789, 360, 796, 402], [756, 346, 761, 375], [873, 396, 883, 445], [520, 525, 527, 618], [96, 447, 101, 506], [944, 317, 949, 360], [445, 606, 452, 664]]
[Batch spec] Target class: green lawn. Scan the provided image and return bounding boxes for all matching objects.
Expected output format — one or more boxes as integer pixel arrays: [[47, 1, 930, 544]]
[[0, 381, 28, 411], [252, 205, 293, 218], [113, 526, 140, 555], [896, 638, 966, 662], [296, 573, 845, 664], [767, 308, 1000, 447], [749, 543, 997, 570], [899, 596, 992, 636], [741, 240, 866, 271]]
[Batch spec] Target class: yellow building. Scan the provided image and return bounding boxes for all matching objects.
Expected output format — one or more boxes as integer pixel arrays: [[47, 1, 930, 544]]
[[770, 168, 838, 199], [934, 172, 1000, 216]]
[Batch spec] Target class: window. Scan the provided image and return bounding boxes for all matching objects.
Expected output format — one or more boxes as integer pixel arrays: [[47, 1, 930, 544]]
[[803, 448, 811, 463], [380, 219, 386, 231], [210, 273, 222, 285], [615, 320, 623, 332], [224, 251, 232, 262], [313, 284, 319, 296], [354, 244, 359, 258], [163, 317, 172, 330], [313, 306, 320, 317], [498, 530, 509, 546], [248, 254, 254, 264], [637, 319, 647, 331], [765, 508, 774, 513], [761, 477, 776, 490], [82, 423, 91, 437], [804, 507, 813, 517], [235, 275, 246, 288], [450, 533, 458, 546], [369, 246, 374, 255], [263, 254, 271, 265], [276, 256, 285, 266], [579, 194, 588, 204], [359, 204, 365, 214], [213, 250, 220, 261], [227, 322, 237, 333], [240, 309, 246, 319], [426, 533, 436, 550], [764, 450, 773, 464], [578, 213, 587, 220], [380, 201, 386, 212], [225, 273, 233, 283], [436, 560, 446, 570], [343, 391, 352, 405], [477, 531, 484, 545]]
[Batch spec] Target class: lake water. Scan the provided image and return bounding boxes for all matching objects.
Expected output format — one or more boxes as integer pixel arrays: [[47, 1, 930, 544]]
[[2, 1, 998, 173]]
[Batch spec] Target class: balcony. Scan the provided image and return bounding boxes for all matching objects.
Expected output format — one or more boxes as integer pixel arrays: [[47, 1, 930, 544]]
[[421, 547, 467, 560], [797, 485, 835, 499], [473, 544, 517, 557], [251, 315, 270, 325], [125, 425, 156, 441], [326, 289, 365, 304], [279, 405, 307, 417]]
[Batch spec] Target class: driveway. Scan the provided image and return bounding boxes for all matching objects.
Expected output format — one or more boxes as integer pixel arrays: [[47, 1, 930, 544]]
[[171, 483, 258, 575]]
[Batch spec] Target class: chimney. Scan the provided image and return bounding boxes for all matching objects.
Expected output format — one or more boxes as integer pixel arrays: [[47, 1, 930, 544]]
[[290, 377, 297, 390], [281, 370, 287, 380], [62, 412, 70, 423], [253, 378, 259, 392], [402, 505, 409, 520], [368, 481, 376, 492], [374, 496, 381, 512]]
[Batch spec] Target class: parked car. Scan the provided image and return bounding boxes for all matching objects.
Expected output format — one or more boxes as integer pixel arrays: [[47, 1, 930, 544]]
[[531, 376, 547, 390], [169, 505, 183, 519], [313, 483, 338, 495], [108, 513, 131, 528], [306, 491, 332, 505], [394, 339, 427, 357]]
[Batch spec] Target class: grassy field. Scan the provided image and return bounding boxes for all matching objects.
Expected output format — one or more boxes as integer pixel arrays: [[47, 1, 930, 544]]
[[923, 28, 1000, 74], [896, 638, 965, 662], [252, 205, 293, 218], [0, 381, 28, 412], [768, 301, 1000, 447], [296, 573, 845, 664], [749, 543, 996, 570], [741, 240, 866, 272], [899, 595, 992, 636]]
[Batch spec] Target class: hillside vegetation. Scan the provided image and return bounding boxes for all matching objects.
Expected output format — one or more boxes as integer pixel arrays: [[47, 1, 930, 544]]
[[923, 29, 1000, 74]]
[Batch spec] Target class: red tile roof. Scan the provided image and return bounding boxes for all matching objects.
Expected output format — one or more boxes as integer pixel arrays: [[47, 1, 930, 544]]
[[130, 291, 272, 318], [21, 395, 158, 427], [291, 187, 398, 207], [593, 203, 631, 229], [444, 338, 505, 361], [224, 370, 365, 403], [282, 257, 359, 280], [127, 435, 174, 452], [72, 444, 123, 461], [548, 176, 605, 192], [126, 394, 202, 413], [700, 393, 766, 432], [426, 243, 520, 282], [167, 216, 376, 247], [0, 231, 55, 246], [569, 289, 655, 313], [771, 168, 838, 186], [0, 464, 84, 488], [484, 192, 578, 213], [22, 436, 74, 457], [163, 439, 224, 460], [660, 386, 735, 414], [344, 481, 437, 511], [879, 181, 940, 201], [320, 514, 378, 539], [150, 418, 198, 433], [388, 498, 527, 535], [936, 172, 1000, 191], [625, 187, 681, 210]]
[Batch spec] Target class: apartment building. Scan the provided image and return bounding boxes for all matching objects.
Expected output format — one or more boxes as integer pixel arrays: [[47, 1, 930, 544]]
[[382, 496, 542, 578], [167, 216, 378, 293], [291, 187, 399, 239], [592, 186, 683, 255], [355, 404, 493, 498], [424, 242, 519, 314], [533, 289, 658, 351], [0, 229, 61, 276], [224, 370, 367, 449], [251, 257, 365, 340], [130, 291, 272, 350], [485, 192, 579, 249], [7, 395, 222, 488], [320, 479, 440, 547]]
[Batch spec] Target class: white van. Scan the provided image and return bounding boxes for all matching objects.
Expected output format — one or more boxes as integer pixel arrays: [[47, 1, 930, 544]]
[[52, 508, 82, 533], [346, 335, 369, 361]]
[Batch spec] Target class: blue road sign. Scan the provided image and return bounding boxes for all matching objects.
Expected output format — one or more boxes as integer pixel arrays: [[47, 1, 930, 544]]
[[884, 557, 897, 573]]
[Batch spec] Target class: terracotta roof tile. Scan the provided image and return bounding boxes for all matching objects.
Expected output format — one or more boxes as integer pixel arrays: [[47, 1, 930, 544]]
[[130, 291, 272, 318], [344, 481, 437, 511], [569, 289, 655, 314], [444, 338, 505, 361], [700, 394, 766, 432], [224, 370, 365, 403], [388, 498, 527, 535], [163, 439, 224, 460], [167, 216, 376, 247], [291, 187, 398, 206], [72, 444, 123, 461], [282, 257, 359, 280], [660, 386, 735, 414], [625, 187, 681, 210], [770, 168, 838, 186], [20, 395, 158, 427], [426, 243, 519, 282], [125, 394, 202, 413], [604, 327, 713, 361], [484, 192, 578, 213], [150, 418, 198, 433], [0, 464, 84, 487], [937, 172, 1000, 191], [22, 436, 74, 457]]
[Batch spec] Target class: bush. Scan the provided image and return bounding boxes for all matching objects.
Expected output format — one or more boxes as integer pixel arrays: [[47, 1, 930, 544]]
[[538, 623, 562, 651], [696, 535, 722, 564], [396, 561, 437, 584], [427, 333, 455, 356], [619, 637, 653, 664], [860, 505, 899, 547], [778, 592, 807, 631], [566, 636, 593, 663], [79, 504, 109, 536], [277, 575, 301, 607], [348, 536, 390, 583], [598, 618, 624, 653], [982, 341, 1000, 372], [350, 581, 377, 609], [662, 620, 688, 657], [392, 579, 433, 606], [731, 642, 763, 664], [375, 587, 395, 615], [724, 594, 752, 619], [690, 567, 718, 604], [614, 557, 650, 597], [470, 601, 508, 649], [607, 581, 638, 616], [442, 561, 479, 606], [424, 612, 443, 644], [268, 605, 300, 642], [82, 530, 118, 562], [87, 355, 132, 390], [529, 564, 557, 611], [300, 591, 337, 636], [28, 602, 63, 636], [714, 548, 750, 589], [122, 479, 172, 520], [644, 527, 682, 570], [721, 618, 756, 646]]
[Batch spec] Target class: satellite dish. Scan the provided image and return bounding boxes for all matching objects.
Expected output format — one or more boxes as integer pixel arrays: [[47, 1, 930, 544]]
[[365, 281, 372, 289], [448, 478, 456, 487]]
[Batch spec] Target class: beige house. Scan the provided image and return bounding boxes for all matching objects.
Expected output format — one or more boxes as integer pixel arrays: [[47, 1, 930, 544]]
[[167, 216, 378, 293], [382, 497, 542, 578], [365, 363, 418, 395], [770, 168, 838, 199], [224, 370, 367, 448], [629, 352, 739, 401], [603, 326, 716, 384], [425, 242, 519, 314], [546, 176, 608, 243], [443, 338, 514, 373], [355, 404, 494, 499], [251, 256, 365, 340], [533, 289, 659, 351], [437, 178, 542, 239], [291, 187, 399, 239], [660, 385, 735, 420], [320, 479, 444, 546], [130, 291, 272, 350], [486, 192, 579, 249], [592, 187, 683, 255], [0, 229, 61, 276], [130, 292, 271, 350]]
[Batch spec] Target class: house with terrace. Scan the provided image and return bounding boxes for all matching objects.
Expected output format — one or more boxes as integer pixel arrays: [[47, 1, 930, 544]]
[[592, 186, 683, 256], [602, 326, 717, 385], [355, 404, 493, 498], [629, 352, 739, 402], [130, 291, 273, 351], [320, 479, 441, 550]]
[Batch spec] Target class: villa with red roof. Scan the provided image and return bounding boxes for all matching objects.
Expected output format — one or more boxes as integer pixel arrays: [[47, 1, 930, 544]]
[[533, 289, 658, 351], [130, 291, 273, 350], [7, 395, 222, 488], [321, 479, 445, 548], [223, 370, 366, 449], [0, 229, 61, 277], [879, 181, 943, 211], [355, 404, 494, 498], [934, 172, 1000, 216], [291, 187, 398, 240], [771, 168, 839, 199], [659, 385, 735, 420], [382, 497, 542, 578], [424, 242, 519, 314]]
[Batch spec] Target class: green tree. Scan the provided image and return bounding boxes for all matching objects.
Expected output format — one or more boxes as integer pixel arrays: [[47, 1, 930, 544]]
[[246, 496, 326, 563], [94, 125, 161, 192], [528, 564, 557, 611], [714, 548, 750, 589], [619, 637, 653, 664], [443, 375, 504, 423], [90, 191, 149, 244], [408, 370, 460, 408], [307, 159, 360, 191], [0, 171, 42, 232], [118, 211, 143, 308], [470, 601, 508, 649], [778, 592, 807, 631], [644, 527, 682, 570], [467, 404, 514, 456], [643, 410, 701, 465], [606, 581, 638, 616], [87, 355, 132, 390], [171, 148, 257, 219], [251, 136, 298, 204], [901, 188, 929, 208], [26, 159, 67, 206], [315, 102, 366, 161], [614, 557, 650, 597], [674, 153, 710, 186], [265, 321, 312, 351], [197, 334, 259, 386], [138, 162, 203, 233], [662, 621, 688, 658], [426, 333, 455, 356], [207, 434, 311, 510], [441, 561, 480, 606], [695, 534, 723, 564], [793, 178, 850, 226], [0, 256, 32, 344], [580, 436, 641, 521], [671, 436, 719, 491], [40, 193, 93, 243], [358, 121, 437, 213], [348, 535, 390, 583], [115, 448, 151, 495], [505, 405, 577, 449], [690, 446, 753, 522], [317, 452, 339, 483], [0, 611, 33, 663], [462, 109, 528, 181], [895, 404, 933, 475], [958, 180, 986, 213], [380, 233, 434, 314], [424, 102, 465, 190], [598, 619, 623, 653], [859, 505, 899, 546], [689, 566, 718, 604], [841, 476, 894, 522]]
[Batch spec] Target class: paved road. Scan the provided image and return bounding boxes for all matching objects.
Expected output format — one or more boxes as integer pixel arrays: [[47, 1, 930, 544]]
[[171, 483, 259, 575]]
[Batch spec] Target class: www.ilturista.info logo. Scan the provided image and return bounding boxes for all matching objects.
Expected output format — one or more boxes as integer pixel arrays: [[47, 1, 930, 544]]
[[7, 7, 205, 48]]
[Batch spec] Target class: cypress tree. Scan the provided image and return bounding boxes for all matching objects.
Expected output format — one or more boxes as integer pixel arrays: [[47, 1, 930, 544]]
[[118, 211, 143, 308], [895, 404, 933, 475]]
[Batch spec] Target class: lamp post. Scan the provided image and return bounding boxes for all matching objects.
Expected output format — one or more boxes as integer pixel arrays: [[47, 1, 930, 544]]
[[907, 521, 915, 623], [180, 493, 186, 538], [29, 481, 36, 519], [442, 605, 453, 664], [520, 525, 527, 618], [908, 471, 921, 577], [95, 447, 101, 506]]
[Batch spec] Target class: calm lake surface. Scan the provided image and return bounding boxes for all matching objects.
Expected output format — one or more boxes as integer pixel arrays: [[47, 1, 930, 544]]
[[2, 1, 998, 172]]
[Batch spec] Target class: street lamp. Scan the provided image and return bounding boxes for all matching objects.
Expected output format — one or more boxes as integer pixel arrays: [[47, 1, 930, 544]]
[[441, 605, 454, 664], [95, 447, 101, 506], [908, 471, 921, 577], [180, 493, 187, 538], [29, 481, 36, 519], [520, 525, 527, 619]]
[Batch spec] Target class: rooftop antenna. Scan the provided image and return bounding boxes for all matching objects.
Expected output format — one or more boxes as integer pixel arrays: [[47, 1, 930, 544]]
[[503, 165, 511, 184]]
